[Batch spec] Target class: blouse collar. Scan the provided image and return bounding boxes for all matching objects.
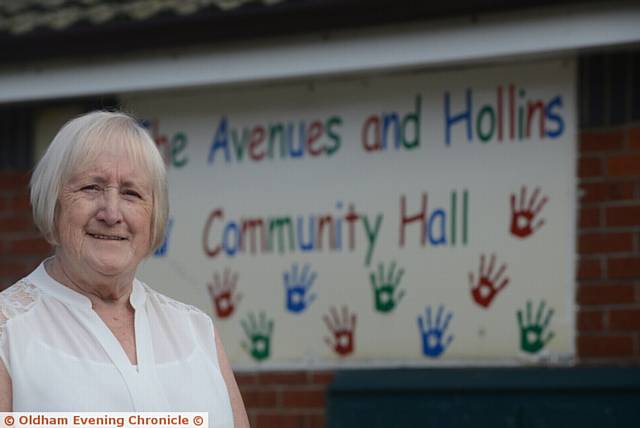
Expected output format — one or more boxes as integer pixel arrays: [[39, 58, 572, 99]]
[[29, 258, 147, 311]]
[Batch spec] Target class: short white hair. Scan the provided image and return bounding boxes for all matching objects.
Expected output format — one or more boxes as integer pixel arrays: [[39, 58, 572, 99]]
[[30, 111, 169, 254]]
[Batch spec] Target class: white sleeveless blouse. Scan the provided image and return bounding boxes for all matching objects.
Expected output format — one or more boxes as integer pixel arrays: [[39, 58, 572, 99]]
[[0, 261, 233, 427]]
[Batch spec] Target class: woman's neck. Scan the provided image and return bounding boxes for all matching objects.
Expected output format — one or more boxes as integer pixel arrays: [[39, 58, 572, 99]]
[[45, 254, 133, 309]]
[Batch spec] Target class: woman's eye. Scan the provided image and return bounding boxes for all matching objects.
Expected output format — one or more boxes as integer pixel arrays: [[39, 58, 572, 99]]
[[81, 185, 100, 192], [124, 190, 142, 199]]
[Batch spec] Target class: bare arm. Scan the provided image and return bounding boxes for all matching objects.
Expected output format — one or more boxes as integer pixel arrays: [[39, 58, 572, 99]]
[[215, 327, 249, 428], [0, 359, 11, 411]]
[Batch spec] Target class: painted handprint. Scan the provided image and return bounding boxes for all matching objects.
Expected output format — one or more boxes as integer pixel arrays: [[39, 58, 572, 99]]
[[417, 305, 454, 358], [323, 306, 356, 356], [510, 186, 548, 238], [207, 268, 242, 319], [241, 311, 273, 362], [517, 300, 555, 354], [153, 217, 174, 257], [283, 263, 317, 313], [369, 261, 406, 313], [469, 253, 509, 308]]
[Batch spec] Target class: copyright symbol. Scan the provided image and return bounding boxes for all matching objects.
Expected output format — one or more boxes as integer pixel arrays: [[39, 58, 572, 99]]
[[4, 415, 14, 426], [193, 415, 204, 426]]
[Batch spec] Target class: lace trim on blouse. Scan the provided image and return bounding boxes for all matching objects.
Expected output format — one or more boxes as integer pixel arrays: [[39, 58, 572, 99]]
[[0, 280, 39, 340], [141, 283, 203, 315]]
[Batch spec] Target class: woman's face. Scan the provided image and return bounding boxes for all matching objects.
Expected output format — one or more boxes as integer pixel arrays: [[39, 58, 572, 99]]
[[56, 146, 153, 279]]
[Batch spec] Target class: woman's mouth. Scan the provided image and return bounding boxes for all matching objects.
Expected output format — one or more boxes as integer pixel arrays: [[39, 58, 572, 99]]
[[87, 233, 127, 241]]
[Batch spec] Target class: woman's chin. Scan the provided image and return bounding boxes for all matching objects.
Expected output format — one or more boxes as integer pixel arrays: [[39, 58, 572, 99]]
[[86, 253, 134, 277]]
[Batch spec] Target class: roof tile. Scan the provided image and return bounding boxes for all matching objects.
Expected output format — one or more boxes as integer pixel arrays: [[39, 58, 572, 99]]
[[0, 0, 285, 35]]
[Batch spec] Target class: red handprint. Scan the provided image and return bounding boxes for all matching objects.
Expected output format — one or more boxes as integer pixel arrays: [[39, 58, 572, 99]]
[[510, 186, 548, 238], [207, 268, 242, 319], [469, 253, 509, 308], [323, 306, 356, 356]]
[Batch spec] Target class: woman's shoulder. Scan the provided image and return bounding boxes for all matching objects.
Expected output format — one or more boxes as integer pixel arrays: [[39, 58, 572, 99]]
[[0, 279, 41, 336], [138, 281, 209, 319], [137, 282, 220, 354]]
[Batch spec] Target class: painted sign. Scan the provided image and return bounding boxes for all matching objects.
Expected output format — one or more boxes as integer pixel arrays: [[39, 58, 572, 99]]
[[127, 59, 576, 368]]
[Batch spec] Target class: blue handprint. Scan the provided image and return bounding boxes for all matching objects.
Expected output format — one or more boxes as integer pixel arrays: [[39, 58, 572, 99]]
[[417, 305, 454, 358], [153, 217, 174, 257], [283, 263, 317, 313]]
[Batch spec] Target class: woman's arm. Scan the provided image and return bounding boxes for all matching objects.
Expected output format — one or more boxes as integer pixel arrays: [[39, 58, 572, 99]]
[[0, 360, 11, 411], [214, 327, 249, 428]]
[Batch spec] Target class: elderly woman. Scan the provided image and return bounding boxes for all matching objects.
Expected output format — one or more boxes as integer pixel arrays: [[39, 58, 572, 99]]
[[0, 111, 249, 427]]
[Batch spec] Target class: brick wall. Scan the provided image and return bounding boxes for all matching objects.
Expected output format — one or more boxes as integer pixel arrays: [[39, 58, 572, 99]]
[[0, 172, 51, 289], [577, 126, 640, 361], [0, 50, 639, 426], [236, 371, 332, 428], [576, 51, 640, 364]]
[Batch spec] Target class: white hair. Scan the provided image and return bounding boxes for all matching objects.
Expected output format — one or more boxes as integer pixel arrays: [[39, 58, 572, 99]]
[[30, 111, 169, 254]]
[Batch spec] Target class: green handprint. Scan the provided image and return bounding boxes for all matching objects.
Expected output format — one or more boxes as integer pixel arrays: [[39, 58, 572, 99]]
[[369, 261, 406, 313], [241, 311, 274, 361], [517, 300, 555, 354]]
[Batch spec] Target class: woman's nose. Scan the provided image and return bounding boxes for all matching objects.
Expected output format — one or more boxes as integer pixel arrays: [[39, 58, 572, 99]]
[[96, 189, 123, 225]]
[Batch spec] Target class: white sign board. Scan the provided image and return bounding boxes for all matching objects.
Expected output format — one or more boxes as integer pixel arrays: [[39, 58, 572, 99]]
[[127, 59, 576, 368]]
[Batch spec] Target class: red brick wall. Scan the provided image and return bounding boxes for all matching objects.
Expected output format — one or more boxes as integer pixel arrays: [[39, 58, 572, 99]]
[[577, 127, 640, 362], [0, 172, 51, 289], [236, 371, 333, 428]]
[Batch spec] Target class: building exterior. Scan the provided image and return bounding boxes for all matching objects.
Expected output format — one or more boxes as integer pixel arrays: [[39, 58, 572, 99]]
[[1, 1, 640, 426]]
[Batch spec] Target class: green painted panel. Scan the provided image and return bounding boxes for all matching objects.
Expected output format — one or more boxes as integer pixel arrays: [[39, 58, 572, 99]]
[[327, 368, 640, 428]]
